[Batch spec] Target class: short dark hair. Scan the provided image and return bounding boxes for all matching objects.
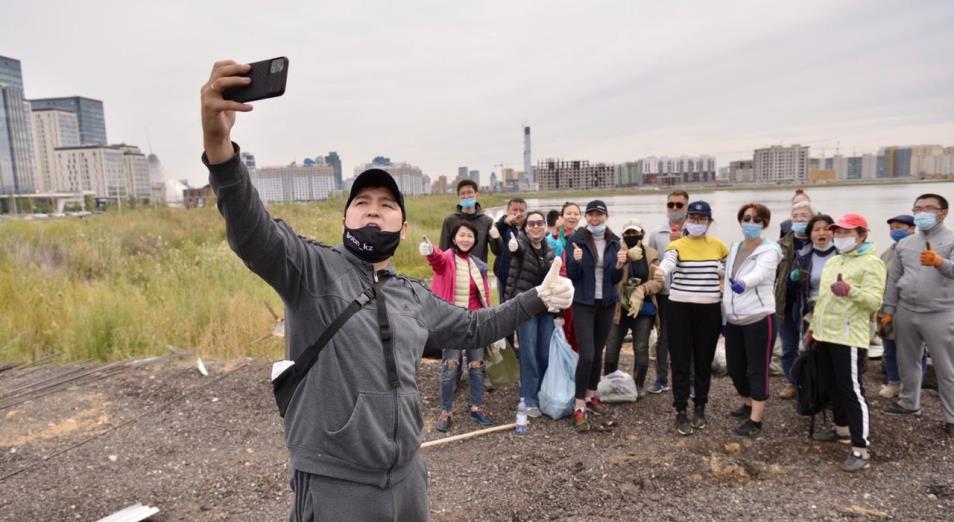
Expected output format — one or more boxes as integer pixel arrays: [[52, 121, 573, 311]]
[[546, 209, 561, 227], [668, 190, 689, 201], [806, 213, 834, 235], [561, 201, 580, 215], [915, 193, 949, 210], [737, 203, 771, 226], [449, 220, 480, 241], [456, 179, 478, 194], [792, 189, 810, 202], [507, 198, 527, 210]]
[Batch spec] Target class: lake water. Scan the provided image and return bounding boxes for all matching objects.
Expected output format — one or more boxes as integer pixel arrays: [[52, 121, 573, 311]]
[[490, 181, 954, 250]]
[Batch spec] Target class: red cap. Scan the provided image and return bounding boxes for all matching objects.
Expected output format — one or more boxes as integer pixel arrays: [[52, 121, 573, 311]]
[[829, 213, 869, 231]]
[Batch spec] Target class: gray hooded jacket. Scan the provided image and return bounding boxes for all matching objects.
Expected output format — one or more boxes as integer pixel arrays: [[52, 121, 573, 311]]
[[883, 222, 954, 315]]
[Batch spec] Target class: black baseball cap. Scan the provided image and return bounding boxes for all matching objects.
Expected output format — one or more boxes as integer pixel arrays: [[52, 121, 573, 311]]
[[687, 200, 712, 218], [886, 214, 914, 227], [346, 169, 406, 220], [585, 200, 608, 215]]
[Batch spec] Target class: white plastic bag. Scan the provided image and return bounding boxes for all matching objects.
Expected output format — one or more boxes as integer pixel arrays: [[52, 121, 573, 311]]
[[597, 370, 638, 403], [539, 329, 578, 420]]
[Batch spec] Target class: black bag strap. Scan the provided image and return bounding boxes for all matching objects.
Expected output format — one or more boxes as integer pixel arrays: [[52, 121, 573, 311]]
[[292, 286, 376, 379], [374, 274, 400, 389]]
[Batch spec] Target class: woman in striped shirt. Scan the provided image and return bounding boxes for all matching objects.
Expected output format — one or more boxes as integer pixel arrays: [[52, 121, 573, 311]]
[[653, 200, 729, 436]]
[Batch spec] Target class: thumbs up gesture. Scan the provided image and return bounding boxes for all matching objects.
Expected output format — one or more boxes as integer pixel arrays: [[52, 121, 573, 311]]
[[830, 273, 851, 297], [488, 225, 500, 240], [616, 246, 627, 268], [627, 244, 644, 261], [651, 264, 666, 282], [572, 242, 583, 262], [921, 240, 944, 267], [535, 258, 574, 312], [418, 235, 433, 256], [508, 232, 519, 253]]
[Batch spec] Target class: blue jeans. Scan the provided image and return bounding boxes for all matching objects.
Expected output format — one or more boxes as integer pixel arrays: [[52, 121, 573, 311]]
[[440, 348, 484, 412], [517, 314, 555, 408], [779, 303, 801, 384], [882, 338, 927, 384]]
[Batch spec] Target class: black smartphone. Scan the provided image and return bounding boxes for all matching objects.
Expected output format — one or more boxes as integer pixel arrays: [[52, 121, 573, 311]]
[[222, 57, 289, 103]]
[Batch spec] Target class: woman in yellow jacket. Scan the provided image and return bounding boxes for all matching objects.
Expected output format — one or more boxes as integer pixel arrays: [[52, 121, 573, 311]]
[[805, 213, 886, 472]]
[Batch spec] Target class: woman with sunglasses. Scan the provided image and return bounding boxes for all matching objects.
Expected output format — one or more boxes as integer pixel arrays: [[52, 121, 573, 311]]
[[566, 200, 625, 431], [505, 210, 556, 417], [722, 204, 782, 437], [652, 200, 729, 436]]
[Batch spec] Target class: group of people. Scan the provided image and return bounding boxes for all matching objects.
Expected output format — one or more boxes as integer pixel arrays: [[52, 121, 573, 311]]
[[424, 180, 954, 474]]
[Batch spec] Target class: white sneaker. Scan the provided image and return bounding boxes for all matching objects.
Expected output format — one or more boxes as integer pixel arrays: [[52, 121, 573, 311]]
[[878, 383, 900, 399], [527, 407, 542, 418]]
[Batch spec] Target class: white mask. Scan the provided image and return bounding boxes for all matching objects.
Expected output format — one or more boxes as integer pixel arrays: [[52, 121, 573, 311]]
[[833, 237, 857, 253], [685, 223, 708, 237]]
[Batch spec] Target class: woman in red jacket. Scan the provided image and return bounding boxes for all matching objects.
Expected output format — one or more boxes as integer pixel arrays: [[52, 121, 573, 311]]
[[420, 221, 494, 432]]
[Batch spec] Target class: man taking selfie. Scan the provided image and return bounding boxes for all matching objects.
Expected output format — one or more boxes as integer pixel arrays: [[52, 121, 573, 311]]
[[200, 59, 574, 521]]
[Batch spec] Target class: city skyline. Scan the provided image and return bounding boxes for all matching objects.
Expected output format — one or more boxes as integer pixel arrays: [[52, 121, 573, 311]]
[[2, 0, 953, 188]]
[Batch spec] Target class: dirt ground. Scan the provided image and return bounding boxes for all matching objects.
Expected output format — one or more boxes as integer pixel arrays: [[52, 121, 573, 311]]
[[1, 349, 952, 521]]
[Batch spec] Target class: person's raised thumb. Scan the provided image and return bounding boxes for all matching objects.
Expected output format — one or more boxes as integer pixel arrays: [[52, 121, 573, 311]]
[[422, 235, 431, 245], [542, 257, 563, 288], [836, 273, 844, 282], [926, 240, 934, 251]]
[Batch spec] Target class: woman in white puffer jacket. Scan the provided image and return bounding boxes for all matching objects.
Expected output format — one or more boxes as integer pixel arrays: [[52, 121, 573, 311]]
[[722, 203, 783, 438]]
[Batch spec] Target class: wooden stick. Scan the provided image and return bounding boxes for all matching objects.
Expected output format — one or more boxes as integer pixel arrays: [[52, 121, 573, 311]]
[[420, 423, 517, 449]]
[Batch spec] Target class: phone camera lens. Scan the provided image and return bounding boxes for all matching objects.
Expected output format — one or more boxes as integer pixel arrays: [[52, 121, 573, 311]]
[[270, 59, 285, 74]]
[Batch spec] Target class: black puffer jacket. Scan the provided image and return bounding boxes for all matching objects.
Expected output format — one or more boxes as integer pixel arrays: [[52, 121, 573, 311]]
[[504, 232, 555, 301]]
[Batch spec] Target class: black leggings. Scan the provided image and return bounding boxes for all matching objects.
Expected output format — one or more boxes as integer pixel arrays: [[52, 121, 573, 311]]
[[816, 342, 870, 448], [666, 300, 722, 412], [573, 300, 615, 400], [725, 315, 776, 402]]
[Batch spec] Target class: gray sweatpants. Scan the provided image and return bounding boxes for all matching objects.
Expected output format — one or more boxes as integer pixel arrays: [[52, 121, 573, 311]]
[[896, 307, 954, 424], [289, 455, 428, 522]]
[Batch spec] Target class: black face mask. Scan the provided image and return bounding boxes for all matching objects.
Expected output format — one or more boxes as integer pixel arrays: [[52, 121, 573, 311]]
[[623, 236, 642, 248], [343, 225, 401, 263]]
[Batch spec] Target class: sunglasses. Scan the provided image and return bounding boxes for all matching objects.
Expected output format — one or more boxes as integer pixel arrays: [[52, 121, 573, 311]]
[[526, 220, 546, 227], [741, 216, 765, 224], [666, 202, 686, 209]]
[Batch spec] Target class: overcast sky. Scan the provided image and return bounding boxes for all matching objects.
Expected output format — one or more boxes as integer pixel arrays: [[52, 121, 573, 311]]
[[3, 0, 953, 187]]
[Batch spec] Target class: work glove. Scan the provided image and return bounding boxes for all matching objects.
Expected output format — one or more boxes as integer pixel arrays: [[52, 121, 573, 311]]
[[627, 245, 643, 261], [418, 235, 433, 256], [535, 258, 574, 312], [508, 232, 519, 253], [790, 268, 803, 282], [729, 278, 746, 295], [830, 273, 851, 297], [878, 313, 893, 331], [921, 241, 944, 267], [626, 285, 646, 318], [488, 225, 500, 240]]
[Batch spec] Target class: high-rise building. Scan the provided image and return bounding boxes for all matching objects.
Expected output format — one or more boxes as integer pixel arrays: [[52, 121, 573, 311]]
[[468, 169, 480, 185], [753, 145, 809, 183], [250, 163, 336, 203], [728, 160, 754, 183], [432, 175, 448, 194], [489, 171, 498, 192], [523, 126, 534, 184], [536, 159, 615, 191], [458, 166, 468, 181], [55, 145, 127, 199], [616, 162, 641, 186], [31, 108, 80, 191], [115, 144, 151, 200], [353, 160, 426, 196], [0, 56, 36, 194], [635, 155, 716, 186], [326, 151, 342, 190], [29, 96, 107, 146]]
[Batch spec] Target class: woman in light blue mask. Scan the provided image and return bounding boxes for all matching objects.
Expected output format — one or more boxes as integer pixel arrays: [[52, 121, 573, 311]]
[[723, 203, 782, 437], [774, 201, 815, 400]]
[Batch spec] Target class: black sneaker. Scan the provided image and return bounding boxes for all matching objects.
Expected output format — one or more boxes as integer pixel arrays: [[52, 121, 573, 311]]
[[731, 419, 762, 438], [691, 406, 707, 430], [727, 404, 752, 420], [841, 450, 870, 472], [882, 402, 921, 416], [813, 430, 851, 444], [676, 411, 693, 436]]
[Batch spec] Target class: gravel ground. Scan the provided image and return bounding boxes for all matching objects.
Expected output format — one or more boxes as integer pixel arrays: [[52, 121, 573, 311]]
[[1, 350, 952, 521]]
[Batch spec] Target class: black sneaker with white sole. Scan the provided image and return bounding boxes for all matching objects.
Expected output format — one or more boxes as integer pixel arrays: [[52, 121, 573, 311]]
[[882, 402, 921, 416], [813, 430, 851, 444], [731, 419, 762, 438], [676, 411, 692, 436], [841, 451, 870, 472], [691, 406, 707, 430]]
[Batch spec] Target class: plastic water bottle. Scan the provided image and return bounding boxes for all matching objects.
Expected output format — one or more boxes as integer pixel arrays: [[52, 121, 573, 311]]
[[515, 398, 529, 434]]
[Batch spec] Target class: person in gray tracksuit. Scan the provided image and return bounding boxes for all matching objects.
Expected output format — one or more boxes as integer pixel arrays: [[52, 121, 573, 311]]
[[881, 193, 954, 437], [199, 60, 574, 521]]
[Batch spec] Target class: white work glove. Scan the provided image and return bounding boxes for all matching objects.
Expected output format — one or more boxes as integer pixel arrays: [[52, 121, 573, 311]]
[[508, 232, 519, 253], [418, 235, 433, 256], [626, 285, 646, 319], [488, 225, 500, 240], [535, 258, 574, 312], [627, 245, 643, 261]]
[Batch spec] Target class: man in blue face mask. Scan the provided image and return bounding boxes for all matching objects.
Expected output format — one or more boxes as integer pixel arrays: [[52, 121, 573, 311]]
[[876, 215, 916, 399], [882, 194, 954, 438], [438, 179, 494, 262]]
